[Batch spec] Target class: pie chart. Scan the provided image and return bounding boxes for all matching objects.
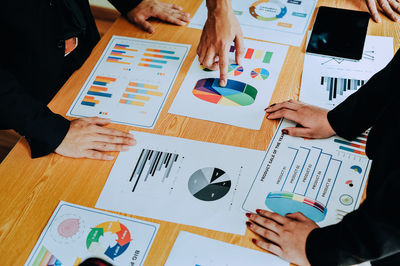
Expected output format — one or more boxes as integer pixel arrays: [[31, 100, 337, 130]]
[[192, 78, 258, 106], [228, 64, 244, 76], [251, 68, 269, 80], [188, 167, 231, 201]]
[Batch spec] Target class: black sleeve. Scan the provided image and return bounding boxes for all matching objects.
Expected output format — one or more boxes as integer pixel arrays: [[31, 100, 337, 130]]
[[327, 50, 400, 140], [0, 67, 70, 158], [305, 169, 400, 265], [107, 0, 142, 15]]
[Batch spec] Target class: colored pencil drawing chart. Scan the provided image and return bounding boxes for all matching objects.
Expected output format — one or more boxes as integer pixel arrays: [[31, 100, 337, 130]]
[[26, 202, 159, 266], [68, 36, 190, 128], [243, 119, 371, 227], [192, 78, 257, 106], [169, 39, 288, 130], [189, 0, 317, 46]]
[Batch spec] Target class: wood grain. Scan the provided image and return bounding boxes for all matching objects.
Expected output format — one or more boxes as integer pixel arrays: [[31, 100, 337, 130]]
[[0, 0, 399, 265]]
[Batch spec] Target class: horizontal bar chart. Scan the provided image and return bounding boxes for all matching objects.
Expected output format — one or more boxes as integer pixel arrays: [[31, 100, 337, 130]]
[[138, 63, 163, 69], [119, 99, 145, 106], [334, 138, 366, 156], [114, 43, 138, 52], [122, 93, 150, 101], [141, 58, 167, 64], [126, 87, 163, 96], [128, 82, 158, 90], [143, 53, 180, 60], [145, 48, 175, 54]]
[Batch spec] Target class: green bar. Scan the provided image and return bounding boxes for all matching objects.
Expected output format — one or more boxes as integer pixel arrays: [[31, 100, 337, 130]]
[[263, 51, 273, 63], [32, 246, 47, 266]]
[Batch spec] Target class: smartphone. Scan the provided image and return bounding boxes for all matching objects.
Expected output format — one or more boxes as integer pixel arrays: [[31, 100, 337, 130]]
[[306, 6, 370, 61]]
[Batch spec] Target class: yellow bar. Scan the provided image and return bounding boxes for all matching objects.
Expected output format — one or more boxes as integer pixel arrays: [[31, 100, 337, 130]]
[[255, 49, 263, 59], [129, 101, 145, 106], [83, 98, 100, 104], [147, 90, 163, 96], [89, 87, 107, 93], [128, 82, 158, 90], [135, 95, 150, 101], [116, 47, 138, 52], [106, 60, 130, 65]]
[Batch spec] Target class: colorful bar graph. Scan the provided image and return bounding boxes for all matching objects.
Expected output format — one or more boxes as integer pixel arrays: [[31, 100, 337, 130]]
[[141, 58, 167, 64], [119, 99, 145, 106], [245, 48, 255, 59], [334, 138, 366, 156], [138, 62, 163, 69], [125, 87, 163, 96], [114, 43, 138, 52], [339, 146, 366, 156], [128, 82, 158, 90], [145, 48, 175, 54], [334, 139, 366, 150], [106, 57, 130, 65], [143, 53, 179, 60]]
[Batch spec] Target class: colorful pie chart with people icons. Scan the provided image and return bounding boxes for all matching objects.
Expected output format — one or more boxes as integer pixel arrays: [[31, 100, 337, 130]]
[[86, 221, 132, 261], [250, 68, 269, 80], [249, 0, 287, 22], [227, 64, 244, 76]]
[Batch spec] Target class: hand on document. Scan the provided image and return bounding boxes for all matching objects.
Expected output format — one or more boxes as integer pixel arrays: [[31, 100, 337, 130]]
[[197, 0, 244, 87], [246, 209, 319, 266], [55, 117, 136, 160], [127, 0, 191, 33], [265, 100, 336, 139], [365, 0, 400, 23]]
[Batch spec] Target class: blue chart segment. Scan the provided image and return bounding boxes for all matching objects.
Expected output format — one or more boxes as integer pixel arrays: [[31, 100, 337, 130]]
[[192, 78, 258, 106]]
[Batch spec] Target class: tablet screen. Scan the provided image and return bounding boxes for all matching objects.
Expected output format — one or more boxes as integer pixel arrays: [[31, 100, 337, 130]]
[[306, 6, 370, 60]]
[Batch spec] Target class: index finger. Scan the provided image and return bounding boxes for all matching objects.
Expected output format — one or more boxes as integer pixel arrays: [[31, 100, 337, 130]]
[[218, 43, 230, 87], [366, 0, 382, 22], [256, 209, 290, 225], [95, 126, 135, 139]]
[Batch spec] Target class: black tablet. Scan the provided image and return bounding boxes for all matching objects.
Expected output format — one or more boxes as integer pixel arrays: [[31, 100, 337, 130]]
[[306, 6, 370, 61]]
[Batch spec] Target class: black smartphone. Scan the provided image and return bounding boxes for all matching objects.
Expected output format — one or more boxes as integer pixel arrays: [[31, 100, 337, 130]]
[[306, 6, 370, 61]]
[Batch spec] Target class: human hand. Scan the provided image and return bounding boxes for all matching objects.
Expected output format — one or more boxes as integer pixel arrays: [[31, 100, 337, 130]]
[[55, 117, 136, 160], [197, 0, 244, 86], [127, 0, 191, 33], [246, 209, 319, 266], [365, 0, 400, 23], [265, 100, 336, 139]]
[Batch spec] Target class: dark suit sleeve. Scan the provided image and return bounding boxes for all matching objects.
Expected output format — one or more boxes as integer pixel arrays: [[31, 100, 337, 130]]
[[327, 50, 400, 140], [107, 0, 142, 15], [306, 169, 400, 265], [0, 67, 70, 158]]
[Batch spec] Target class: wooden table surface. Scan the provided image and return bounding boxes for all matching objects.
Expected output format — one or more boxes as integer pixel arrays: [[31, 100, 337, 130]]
[[1, 0, 399, 265]]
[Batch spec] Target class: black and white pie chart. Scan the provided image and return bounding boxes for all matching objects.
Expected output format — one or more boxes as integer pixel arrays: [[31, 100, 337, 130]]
[[188, 167, 231, 201]]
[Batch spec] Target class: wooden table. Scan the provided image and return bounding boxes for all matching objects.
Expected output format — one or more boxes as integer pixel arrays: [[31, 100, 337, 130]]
[[1, 0, 399, 264]]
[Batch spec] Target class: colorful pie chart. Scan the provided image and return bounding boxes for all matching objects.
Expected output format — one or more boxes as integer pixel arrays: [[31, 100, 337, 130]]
[[192, 78, 258, 106], [228, 64, 244, 76], [251, 68, 269, 80]]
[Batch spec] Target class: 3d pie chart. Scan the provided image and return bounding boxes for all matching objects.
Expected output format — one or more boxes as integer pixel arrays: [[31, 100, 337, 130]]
[[188, 167, 231, 201], [192, 78, 258, 106]]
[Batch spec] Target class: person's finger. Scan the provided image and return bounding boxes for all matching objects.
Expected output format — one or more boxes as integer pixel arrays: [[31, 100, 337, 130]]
[[156, 10, 187, 25], [378, 0, 399, 21], [252, 238, 283, 257], [388, 0, 400, 14], [91, 134, 136, 145], [265, 100, 302, 113], [135, 16, 155, 33], [94, 126, 135, 139], [91, 142, 131, 152], [84, 150, 114, 160], [218, 44, 230, 87], [202, 47, 217, 69], [198, 45, 208, 65], [286, 212, 310, 222], [281, 126, 313, 138], [266, 108, 301, 122], [256, 209, 290, 225], [234, 34, 245, 65], [247, 213, 282, 234], [82, 117, 111, 126], [171, 4, 183, 11], [246, 221, 280, 244], [366, 0, 382, 22]]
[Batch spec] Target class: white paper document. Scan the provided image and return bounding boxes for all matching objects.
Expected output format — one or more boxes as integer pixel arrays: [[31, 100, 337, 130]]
[[68, 35, 190, 128], [189, 0, 317, 46], [300, 35, 393, 110], [169, 39, 288, 129], [96, 132, 265, 235], [25, 201, 159, 266], [165, 231, 289, 266], [242, 119, 371, 227]]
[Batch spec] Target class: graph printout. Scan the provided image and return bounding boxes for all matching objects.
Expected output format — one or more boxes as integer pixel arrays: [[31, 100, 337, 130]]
[[165, 231, 289, 266], [243, 119, 371, 227], [189, 0, 317, 46], [96, 131, 265, 235], [25, 201, 158, 266], [300, 35, 393, 110], [169, 39, 288, 129], [67, 35, 190, 128]]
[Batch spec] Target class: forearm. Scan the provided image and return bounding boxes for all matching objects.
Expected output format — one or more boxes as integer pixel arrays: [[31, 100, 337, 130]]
[[107, 0, 142, 15]]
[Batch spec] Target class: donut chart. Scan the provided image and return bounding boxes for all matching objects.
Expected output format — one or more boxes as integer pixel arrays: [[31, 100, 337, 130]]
[[251, 68, 269, 80], [188, 167, 231, 201], [249, 0, 287, 22], [86, 221, 132, 261], [228, 64, 244, 76], [192, 78, 258, 106]]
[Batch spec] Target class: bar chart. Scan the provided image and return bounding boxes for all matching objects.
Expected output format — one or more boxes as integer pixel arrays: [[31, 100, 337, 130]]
[[321, 76, 366, 101], [68, 36, 190, 128]]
